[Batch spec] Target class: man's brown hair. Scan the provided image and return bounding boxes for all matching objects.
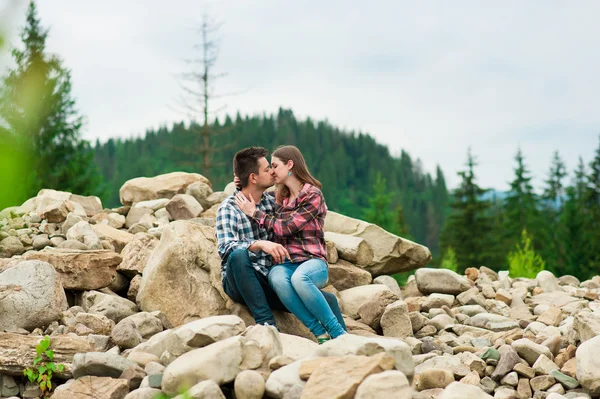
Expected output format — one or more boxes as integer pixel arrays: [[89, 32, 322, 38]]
[[233, 146, 269, 188]]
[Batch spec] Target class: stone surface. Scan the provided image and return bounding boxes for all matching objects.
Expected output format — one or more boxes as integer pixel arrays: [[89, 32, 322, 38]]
[[324, 211, 432, 276], [328, 259, 372, 291], [0, 260, 68, 330], [50, 376, 129, 399], [24, 248, 121, 290], [137, 221, 226, 326], [415, 268, 472, 295], [120, 172, 211, 205], [324, 232, 374, 266], [117, 232, 158, 277]]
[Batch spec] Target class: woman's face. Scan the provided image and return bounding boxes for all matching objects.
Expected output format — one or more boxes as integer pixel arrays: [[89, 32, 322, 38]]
[[270, 156, 290, 183]]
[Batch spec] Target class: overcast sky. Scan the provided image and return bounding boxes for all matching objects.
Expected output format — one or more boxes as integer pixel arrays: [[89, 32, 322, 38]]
[[4, 0, 600, 190]]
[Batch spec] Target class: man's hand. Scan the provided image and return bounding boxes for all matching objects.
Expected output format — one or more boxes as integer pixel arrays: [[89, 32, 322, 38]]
[[259, 241, 290, 264]]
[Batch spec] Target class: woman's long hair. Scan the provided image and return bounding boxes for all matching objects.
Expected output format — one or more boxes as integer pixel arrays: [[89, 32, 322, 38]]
[[273, 145, 322, 203]]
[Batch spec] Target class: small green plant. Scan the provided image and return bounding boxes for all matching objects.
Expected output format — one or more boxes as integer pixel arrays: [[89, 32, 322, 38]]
[[23, 335, 65, 396], [440, 247, 459, 273], [508, 229, 545, 279]]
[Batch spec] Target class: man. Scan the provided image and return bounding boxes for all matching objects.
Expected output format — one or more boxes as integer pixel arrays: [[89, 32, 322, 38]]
[[216, 146, 344, 329]]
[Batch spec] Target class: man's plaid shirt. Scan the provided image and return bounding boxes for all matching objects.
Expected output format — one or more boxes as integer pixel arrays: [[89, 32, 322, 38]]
[[216, 190, 278, 279]]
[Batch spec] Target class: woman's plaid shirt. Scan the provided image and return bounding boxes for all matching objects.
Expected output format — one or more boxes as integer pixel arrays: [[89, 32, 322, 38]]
[[253, 183, 327, 263], [216, 191, 278, 279]]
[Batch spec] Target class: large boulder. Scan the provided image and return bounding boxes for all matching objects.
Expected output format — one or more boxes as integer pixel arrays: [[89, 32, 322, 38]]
[[165, 194, 204, 220], [324, 211, 431, 276], [0, 260, 68, 330], [92, 224, 134, 253], [51, 376, 128, 399], [24, 248, 121, 290], [119, 172, 211, 206], [137, 221, 226, 327], [340, 284, 396, 319]]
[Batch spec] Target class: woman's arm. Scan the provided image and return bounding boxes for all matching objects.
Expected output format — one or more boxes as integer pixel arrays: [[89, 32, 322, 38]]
[[254, 190, 323, 237]]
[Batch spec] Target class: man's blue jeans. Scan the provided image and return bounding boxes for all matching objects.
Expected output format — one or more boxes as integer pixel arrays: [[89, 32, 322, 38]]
[[223, 249, 344, 329], [269, 258, 347, 338]]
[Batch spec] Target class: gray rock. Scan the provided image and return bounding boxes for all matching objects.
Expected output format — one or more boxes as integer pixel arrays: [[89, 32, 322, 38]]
[[72, 352, 138, 379], [415, 268, 472, 295]]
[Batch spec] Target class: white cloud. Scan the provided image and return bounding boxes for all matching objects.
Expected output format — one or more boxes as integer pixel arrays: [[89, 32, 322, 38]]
[[5, 0, 600, 190]]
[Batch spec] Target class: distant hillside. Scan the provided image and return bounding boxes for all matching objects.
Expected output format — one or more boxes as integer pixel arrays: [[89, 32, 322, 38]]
[[93, 108, 449, 256]]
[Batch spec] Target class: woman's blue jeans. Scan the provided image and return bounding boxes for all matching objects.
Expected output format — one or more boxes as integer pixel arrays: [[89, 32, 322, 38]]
[[268, 258, 346, 338]]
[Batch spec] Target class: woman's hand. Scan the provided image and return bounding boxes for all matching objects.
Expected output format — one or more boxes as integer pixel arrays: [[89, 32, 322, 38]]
[[234, 192, 257, 217]]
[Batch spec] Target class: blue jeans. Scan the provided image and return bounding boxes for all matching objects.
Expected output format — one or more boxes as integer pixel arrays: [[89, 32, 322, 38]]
[[269, 258, 347, 338], [223, 249, 343, 329]]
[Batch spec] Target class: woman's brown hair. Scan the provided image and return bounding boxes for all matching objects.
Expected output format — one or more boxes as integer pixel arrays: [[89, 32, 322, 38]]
[[273, 145, 322, 203]]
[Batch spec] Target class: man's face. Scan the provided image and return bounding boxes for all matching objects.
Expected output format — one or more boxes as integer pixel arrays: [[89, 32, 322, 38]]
[[252, 157, 275, 189]]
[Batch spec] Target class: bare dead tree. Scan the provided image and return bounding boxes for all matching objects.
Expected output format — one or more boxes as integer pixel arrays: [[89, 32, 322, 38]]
[[173, 13, 238, 179]]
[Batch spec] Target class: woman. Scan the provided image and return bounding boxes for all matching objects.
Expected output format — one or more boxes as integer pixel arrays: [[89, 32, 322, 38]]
[[235, 145, 346, 343]]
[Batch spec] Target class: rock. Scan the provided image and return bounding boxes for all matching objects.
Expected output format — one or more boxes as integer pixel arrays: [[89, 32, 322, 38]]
[[537, 270, 560, 293], [466, 313, 519, 332], [265, 359, 305, 399], [415, 268, 471, 295], [324, 211, 431, 276], [235, 370, 265, 399], [241, 324, 283, 369], [356, 289, 399, 330], [137, 221, 226, 326], [533, 354, 559, 375], [72, 352, 138, 379], [82, 290, 138, 323], [491, 345, 521, 381], [372, 275, 402, 298], [0, 236, 25, 257], [328, 259, 372, 291], [421, 293, 455, 311], [301, 353, 395, 399], [178, 379, 226, 399], [537, 306, 563, 326], [0, 260, 67, 330], [75, 313, 115, 336], [279, 333, 318, 361], [313, 333, 414, 380], [69, 194, 103, 217], [0, 374, 18, 397], [165, 194, 204, 220], [438, 382, 493, 399], [40, 199, 74, 223], [576, 334, 600, 395], [573, 310, 600, 343], [530, 375, 556, 391], [500, 371, 518, 386], [93, 224, 134, 253], [117, 233, 158, 277], [50, 376, 129, 399], [32, 234, 51, 250], [123, 388, 163, 399], [549, 369, 580, 389], [339, 284, 395, 319], [511, 338, 553, 365], [59, 239, 89, 250], [355, 370, 412, 399], [0, 332, 93, 376], [324, 232, 374, 266], [24, 248, 121, 290], [126, 207, 153, 229], [65, 220, 102, 249], [161, 336, 253, 396], [119, 365, 146, 390], [185, 182, 214, 209], [514, 363, 535, 379], [120, 172, 210, 205], [326, 240, 338, 263], [418, 368, 455, 390], [380, 300, 413, 338]]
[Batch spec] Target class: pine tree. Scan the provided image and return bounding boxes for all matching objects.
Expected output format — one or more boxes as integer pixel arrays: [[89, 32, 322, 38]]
[[540, 151, 568, 274], [440, 148, 500, 272], [363, 172, 394, 232], [583, 136, 600, 272], [503, 148, 540, 252], [560, 157, 589, 278], [0, 1, 102, 207]]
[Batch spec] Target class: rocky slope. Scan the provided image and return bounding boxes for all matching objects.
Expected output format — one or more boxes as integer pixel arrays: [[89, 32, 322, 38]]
[[0, 172, 597, 399]]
